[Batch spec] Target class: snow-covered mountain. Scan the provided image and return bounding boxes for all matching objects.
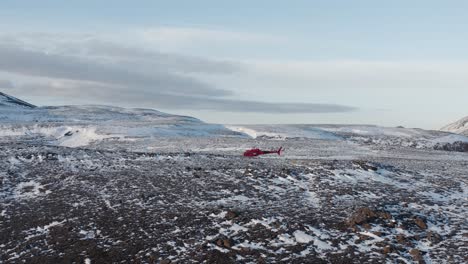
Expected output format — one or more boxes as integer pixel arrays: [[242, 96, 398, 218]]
[[441, 116, 468, 136], [226, 124, 468, 150], [1, 91, 468, 152], [0, 92, 36, 108], [0, 92, 243, 147]]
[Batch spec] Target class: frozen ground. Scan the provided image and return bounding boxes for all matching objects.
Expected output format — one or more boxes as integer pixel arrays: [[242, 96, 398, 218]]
[[1, 103, 467, 263], [1, 135, 467, 263]]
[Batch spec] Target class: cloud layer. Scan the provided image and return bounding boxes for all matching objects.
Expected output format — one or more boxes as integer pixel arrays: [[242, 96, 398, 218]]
[[0, 32, 356, 114], [0, 79, 13, 88], [0, 45, 231, 97]]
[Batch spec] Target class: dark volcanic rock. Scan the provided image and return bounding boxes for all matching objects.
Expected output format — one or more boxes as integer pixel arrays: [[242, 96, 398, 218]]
[[348, 207, 377, 226], [426, 231, 443, 244], [202, 250, 235, 264], [409, 248, 425, 263], [382, 245, 395, 254], [216, 238, 233, 248], [434, 141, 468, 152], [414, 217, 428, 230], [348, 207, 392, 228], [225, 210, 239, 220], [353, 160, 379, 171]]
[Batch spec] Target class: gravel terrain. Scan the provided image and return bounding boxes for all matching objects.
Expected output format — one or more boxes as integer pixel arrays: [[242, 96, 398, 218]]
[[1, 137, 467, 263]]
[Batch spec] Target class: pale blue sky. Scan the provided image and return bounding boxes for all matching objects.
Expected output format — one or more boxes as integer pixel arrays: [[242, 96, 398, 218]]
[[1, 1, 467, 128]]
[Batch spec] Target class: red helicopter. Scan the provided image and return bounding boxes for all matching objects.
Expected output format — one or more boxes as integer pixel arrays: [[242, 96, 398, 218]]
[[243, 147, 283, 157]]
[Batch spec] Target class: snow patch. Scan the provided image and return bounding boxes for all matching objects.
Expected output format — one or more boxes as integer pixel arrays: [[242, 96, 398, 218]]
[[14, 180, 50, 199], [293, 230, 314, 243], [0, 125, 117, 147], [293, 230, 333, 251]]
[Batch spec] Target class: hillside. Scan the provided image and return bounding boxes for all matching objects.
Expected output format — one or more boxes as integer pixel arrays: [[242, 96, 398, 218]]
[[0, 92, 36, 108], [441, 116, 468, 136], [0, 92, 243, 148]]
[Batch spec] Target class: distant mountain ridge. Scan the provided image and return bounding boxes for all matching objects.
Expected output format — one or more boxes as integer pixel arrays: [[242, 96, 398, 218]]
[[441, 116, 468, 136], [0, 91, 201, 124], [0, 92, 243, 147], [0, 92, 36, 108]]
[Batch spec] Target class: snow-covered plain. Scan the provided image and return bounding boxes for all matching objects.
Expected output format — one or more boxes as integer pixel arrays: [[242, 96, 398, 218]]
[[227, 124, 468, 150], [1, 94, 467, 263]]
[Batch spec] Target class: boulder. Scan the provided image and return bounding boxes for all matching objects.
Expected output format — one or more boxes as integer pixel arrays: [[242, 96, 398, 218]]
[[225, 210, 239, 220], [409, 248, 424, 263], [414, 217, 427, 230]]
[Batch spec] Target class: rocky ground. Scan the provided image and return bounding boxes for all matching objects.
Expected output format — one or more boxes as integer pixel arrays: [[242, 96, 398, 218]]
[[1, 138, 467, 264]]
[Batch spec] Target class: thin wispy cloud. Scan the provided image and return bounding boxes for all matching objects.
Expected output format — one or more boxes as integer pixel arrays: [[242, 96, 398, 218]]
[[242, 60, 468, 92], [138, 26, 283, 49], [80, 39, 242, 74]]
